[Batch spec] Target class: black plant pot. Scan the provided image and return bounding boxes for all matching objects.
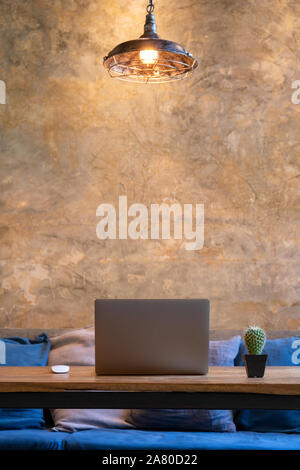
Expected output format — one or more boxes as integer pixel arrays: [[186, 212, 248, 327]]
[[244, 354, 268, 378]]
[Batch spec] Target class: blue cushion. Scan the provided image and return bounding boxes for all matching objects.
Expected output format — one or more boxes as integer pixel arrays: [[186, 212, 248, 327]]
[[0, 429, 69, 450], [62, 429, 300, 450], [0, 334, 50, 366], [126, 336, 241, 432], [0, 333, 50, 429], [0, 428, 300, 450], [236, 336, 300, 433]]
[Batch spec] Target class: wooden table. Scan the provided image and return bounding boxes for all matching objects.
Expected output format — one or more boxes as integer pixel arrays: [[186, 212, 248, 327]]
[[0, 366, 299, 409]]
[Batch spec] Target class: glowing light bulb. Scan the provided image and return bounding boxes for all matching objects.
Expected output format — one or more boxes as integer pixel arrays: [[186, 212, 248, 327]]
[[139, 49, 158, 64]]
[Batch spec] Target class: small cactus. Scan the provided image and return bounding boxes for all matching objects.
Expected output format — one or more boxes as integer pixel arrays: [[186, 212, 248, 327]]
[[244, 326, 266, 355]]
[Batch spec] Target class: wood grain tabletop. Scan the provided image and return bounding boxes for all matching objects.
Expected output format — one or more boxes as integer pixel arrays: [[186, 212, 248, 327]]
[[0, 366, 299, 394]]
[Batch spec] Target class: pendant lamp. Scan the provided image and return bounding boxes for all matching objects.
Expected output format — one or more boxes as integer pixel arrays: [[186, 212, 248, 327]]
[[103, 0, 198, 83]]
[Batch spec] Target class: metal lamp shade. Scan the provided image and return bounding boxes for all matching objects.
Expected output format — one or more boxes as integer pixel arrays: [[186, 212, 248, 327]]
[[103, 11, 198, 83], [104, 38, 197, 83]]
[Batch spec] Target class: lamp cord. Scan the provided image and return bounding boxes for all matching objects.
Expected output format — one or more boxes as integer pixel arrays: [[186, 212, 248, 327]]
[[146, 0, 155, 13]]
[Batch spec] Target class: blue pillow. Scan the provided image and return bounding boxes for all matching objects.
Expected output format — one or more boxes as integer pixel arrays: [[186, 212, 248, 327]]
[[235, 336, 300, 433], [0, 333, 50, 430], [126, 336, 241, 432]]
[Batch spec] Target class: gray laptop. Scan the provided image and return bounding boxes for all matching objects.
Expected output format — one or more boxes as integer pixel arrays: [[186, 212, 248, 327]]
[[95, 299, 209, 375]]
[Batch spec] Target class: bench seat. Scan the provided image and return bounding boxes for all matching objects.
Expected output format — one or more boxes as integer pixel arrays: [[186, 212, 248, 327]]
[[0, 429, 299, 451]]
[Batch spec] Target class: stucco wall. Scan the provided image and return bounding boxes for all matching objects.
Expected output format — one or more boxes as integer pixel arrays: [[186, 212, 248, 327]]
[[0, 0, 299, 329]]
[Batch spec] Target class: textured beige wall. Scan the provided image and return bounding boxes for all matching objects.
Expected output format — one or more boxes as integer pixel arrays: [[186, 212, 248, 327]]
[[0, 0, 299, 329]]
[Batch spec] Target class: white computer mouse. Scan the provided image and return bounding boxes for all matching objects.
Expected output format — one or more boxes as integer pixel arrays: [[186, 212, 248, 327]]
[[51, 365, 70, 374]]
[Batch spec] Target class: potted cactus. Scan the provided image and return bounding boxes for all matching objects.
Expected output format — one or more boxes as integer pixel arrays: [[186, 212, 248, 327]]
[[244, 326, 267, 378]]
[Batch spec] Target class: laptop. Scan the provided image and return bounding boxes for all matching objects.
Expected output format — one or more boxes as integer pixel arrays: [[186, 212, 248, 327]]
[[95, 299, 209, 375]]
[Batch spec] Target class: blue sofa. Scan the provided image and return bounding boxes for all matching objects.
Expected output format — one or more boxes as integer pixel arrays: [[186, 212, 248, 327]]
[[0, 328, 299, 451], [0, 428, 299, 451]]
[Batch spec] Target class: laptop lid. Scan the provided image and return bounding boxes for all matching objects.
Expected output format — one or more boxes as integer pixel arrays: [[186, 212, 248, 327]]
[[95, 299, 209, 375]]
